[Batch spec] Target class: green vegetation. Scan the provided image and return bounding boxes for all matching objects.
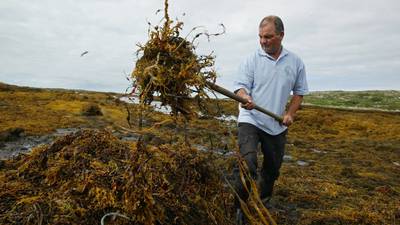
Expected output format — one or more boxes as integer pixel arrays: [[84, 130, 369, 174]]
[[303, 90, 400, 110]]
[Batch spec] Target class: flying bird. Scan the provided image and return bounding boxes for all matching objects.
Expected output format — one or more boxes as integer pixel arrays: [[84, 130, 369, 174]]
[[80, 51, 89, 57]]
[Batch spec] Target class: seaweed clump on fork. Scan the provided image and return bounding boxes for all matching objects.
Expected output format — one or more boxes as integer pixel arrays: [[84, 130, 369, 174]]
[[131, 0, 224, 117]]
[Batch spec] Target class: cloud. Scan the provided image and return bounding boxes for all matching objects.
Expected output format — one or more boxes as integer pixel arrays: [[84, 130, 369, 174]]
[[0, 0, 399, 92]]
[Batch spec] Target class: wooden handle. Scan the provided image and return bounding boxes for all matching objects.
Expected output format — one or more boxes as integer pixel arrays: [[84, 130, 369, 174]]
[[206, 81, 283, 123]]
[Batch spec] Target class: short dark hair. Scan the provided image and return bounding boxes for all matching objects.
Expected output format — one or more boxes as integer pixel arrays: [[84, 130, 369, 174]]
[[259, 16, 284, 34]]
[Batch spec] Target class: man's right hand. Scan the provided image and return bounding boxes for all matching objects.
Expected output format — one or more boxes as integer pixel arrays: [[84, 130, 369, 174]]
[[236, 89, 256, 110]]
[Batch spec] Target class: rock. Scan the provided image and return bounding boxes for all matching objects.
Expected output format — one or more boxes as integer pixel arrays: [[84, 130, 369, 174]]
[[283, 155, 293, 161], [340, 167, 359, 178], [0, 127, 25, 142], [311, 148, 327, 154], [296, 160, 309, 166], [81, 103, 102, 116]]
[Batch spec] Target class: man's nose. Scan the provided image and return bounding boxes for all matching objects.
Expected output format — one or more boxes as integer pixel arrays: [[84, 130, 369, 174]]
[[260, 38, 267, 44]]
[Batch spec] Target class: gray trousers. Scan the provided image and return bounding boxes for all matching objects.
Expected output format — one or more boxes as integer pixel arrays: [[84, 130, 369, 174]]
[[233, 122, 287, 207]]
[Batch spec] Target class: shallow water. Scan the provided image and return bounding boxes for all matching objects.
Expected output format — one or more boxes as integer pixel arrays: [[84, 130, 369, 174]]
[[120, 96, 238, 122], [0, 135, 53, 160], [119, 96, 172, 114], [0, 128, 86, 160]]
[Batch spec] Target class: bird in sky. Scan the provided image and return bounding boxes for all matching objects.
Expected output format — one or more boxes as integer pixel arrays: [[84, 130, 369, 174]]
[[80, 51, 89, 57]]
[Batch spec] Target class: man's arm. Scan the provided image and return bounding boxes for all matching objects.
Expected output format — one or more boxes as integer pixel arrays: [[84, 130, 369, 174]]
[[283, 95, 303, 126], [235, 88, 256, 110]]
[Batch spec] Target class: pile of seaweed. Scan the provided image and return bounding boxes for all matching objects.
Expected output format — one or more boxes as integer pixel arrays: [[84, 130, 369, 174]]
[[0, 129, 233, 225], [131, 0, 223, 117]]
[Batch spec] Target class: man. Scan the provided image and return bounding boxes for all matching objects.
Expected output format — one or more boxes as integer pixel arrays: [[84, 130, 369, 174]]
[[233, 15, 308, 221]]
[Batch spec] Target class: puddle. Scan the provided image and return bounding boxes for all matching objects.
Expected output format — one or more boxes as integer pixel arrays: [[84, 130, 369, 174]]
[[0, 135, 53, 160], [120, 135, 140, 142], [0, 128, 156, 160], [55, 128, 80, 136], [0, 128, 134, 160]]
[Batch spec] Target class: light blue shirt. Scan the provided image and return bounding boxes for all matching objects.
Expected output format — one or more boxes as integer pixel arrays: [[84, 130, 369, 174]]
[[233, 47, 309, 135]]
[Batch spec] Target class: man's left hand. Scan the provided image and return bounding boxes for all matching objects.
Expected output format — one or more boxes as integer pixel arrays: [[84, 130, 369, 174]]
[[282, 114, 294, 126]]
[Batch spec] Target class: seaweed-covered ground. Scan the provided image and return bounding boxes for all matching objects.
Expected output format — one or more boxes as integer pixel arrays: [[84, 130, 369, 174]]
[[1, 82, 399, 224]]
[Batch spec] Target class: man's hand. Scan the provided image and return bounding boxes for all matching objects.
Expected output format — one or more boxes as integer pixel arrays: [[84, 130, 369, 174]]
[[241, 95, 256, 110], [282, 113, 294, 126], [236, 89, 256, 110], [282, 95, 303, 126]]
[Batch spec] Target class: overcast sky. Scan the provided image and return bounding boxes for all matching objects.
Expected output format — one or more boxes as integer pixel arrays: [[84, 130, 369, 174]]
[[1, 0, 399, 93]]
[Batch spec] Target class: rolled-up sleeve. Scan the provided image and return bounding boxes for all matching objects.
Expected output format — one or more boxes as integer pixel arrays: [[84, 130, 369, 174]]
[[233, 55, 254, 94], [293, 60, 309, 95]]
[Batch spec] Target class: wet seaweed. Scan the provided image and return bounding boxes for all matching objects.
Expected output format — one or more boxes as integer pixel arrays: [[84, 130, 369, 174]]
[[1, 83, 400, 224], [131, 0, 224, 117], [0, 129, 234, 225]]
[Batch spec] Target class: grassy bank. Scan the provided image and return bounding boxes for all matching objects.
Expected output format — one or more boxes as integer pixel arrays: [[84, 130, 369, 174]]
[[303, 90, 400, 111]]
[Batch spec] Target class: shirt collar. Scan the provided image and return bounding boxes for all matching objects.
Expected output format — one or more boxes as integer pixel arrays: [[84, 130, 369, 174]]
[[258, 46, 289, 61]]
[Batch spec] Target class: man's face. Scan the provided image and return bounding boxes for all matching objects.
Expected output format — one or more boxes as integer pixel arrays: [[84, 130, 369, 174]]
[[259, 23, 283, 55]]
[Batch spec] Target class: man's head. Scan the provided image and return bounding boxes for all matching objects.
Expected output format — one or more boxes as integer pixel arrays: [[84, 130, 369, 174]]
[[259, 16, 284, 56]]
